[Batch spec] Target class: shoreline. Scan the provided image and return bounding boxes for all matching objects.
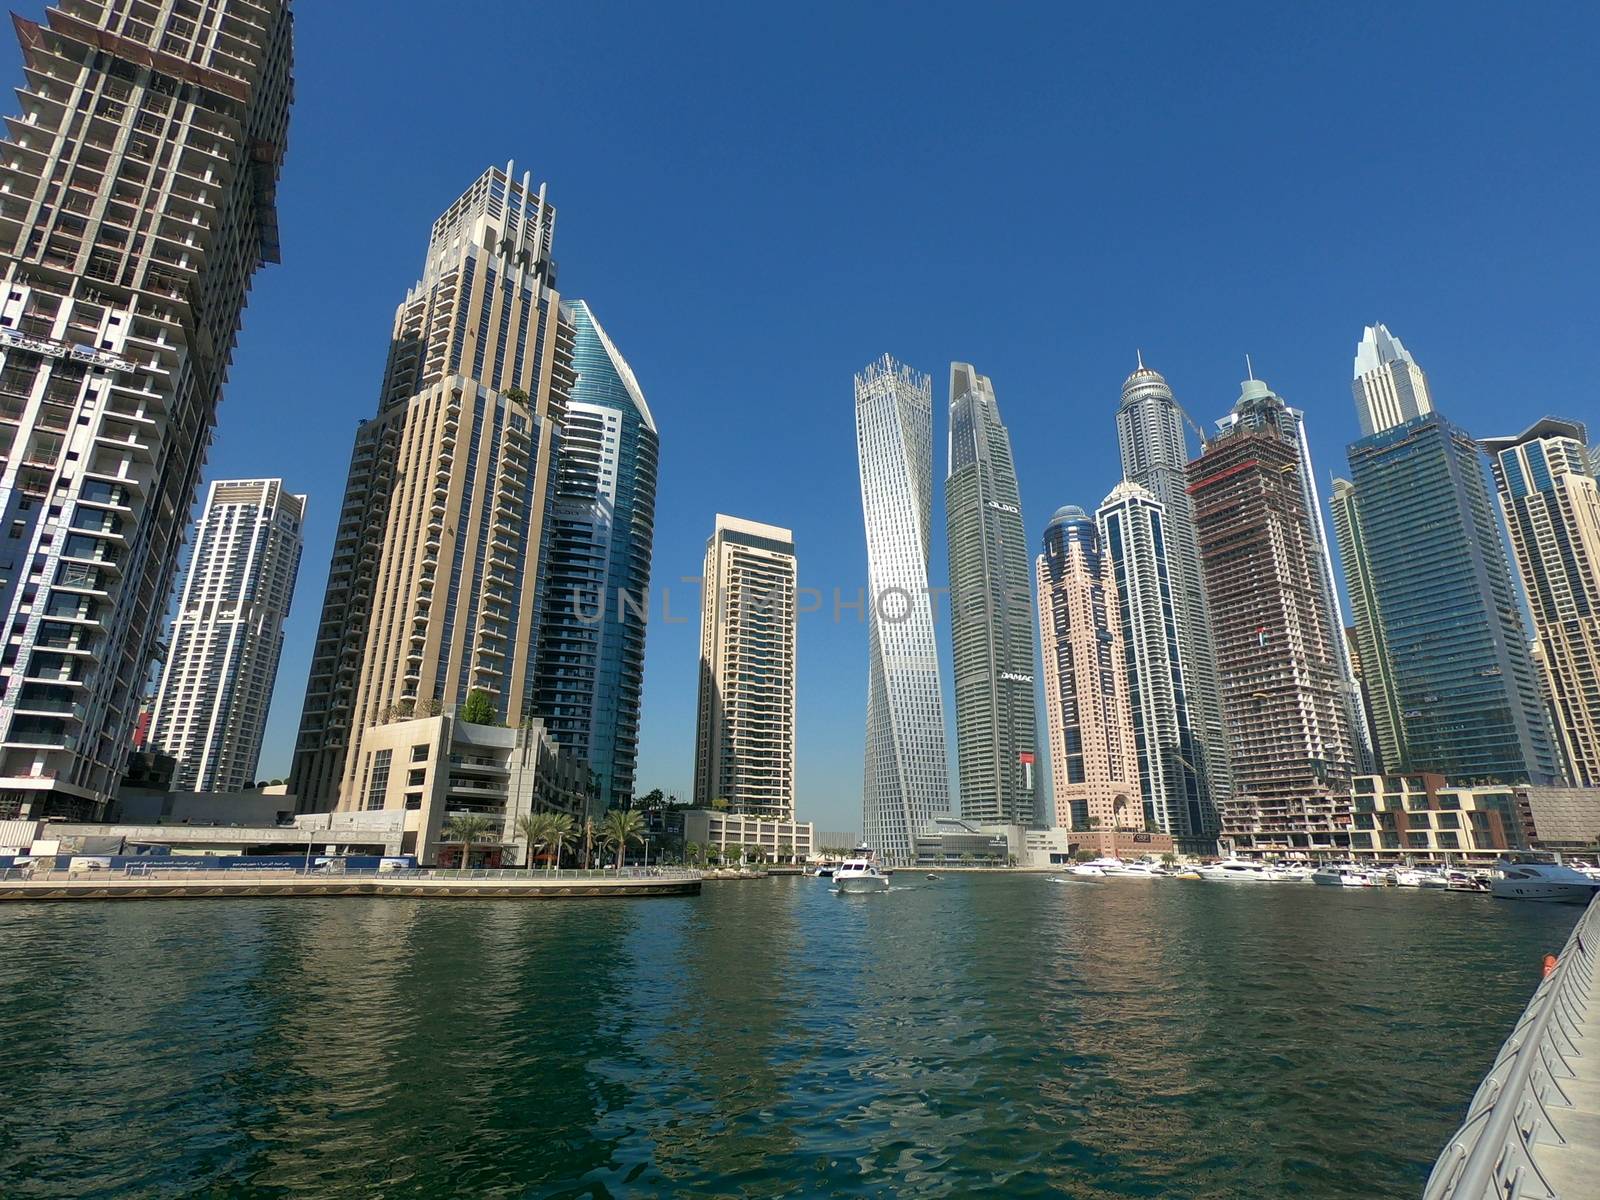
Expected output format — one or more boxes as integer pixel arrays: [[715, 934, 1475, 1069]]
[[0, 869, 701, 903]]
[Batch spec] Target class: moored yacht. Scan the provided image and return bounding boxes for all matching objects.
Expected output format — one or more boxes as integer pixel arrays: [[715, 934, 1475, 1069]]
[[1311, 864, 1379, 887], [1490, 852, 1600, 904], [1392, 867, 1449, 889], [1197, 859, 1284, 882]]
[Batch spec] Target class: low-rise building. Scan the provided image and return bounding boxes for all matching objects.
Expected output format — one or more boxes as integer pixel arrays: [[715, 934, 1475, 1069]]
[[913, 816, 1011, 866], [913, 818, 1171, 868], [0, 809, 405, 859], [680, 808, 813, 864], [350, 715, 595, 866], [1346, 774, 1525, 865]]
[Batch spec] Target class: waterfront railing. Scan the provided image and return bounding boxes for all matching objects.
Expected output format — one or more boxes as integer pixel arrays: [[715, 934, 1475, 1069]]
[[1422, 894, 1597, 1200]]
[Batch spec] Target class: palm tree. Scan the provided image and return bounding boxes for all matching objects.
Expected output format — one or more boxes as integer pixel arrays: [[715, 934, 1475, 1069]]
[[684, 842, 702, 868], [443, 812, 497, 870], [581, 815, 595, 869], [515, 811, 556, 869], [545, 812, 574, 873], [778, 838, 793, 864], [598, 807, 646, 870]]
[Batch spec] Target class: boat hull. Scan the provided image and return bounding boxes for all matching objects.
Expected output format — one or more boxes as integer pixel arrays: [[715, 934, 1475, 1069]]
[[1490, 880, 1600, 904], [835, 875, 889, 894]]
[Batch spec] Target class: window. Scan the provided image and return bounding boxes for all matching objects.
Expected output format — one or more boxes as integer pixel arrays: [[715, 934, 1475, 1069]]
[[403, 792, 422, 811], [366, 749, 392, 811], [411, 744, 428, 762], [407, 768, 425, 787]]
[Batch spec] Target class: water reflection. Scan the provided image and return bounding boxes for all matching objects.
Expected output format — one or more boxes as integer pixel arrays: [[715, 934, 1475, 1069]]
[[0, 880, 1578, 1199]]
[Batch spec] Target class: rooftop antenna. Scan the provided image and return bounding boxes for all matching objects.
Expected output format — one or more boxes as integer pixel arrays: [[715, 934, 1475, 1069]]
[[1136, 348, 1144, 370], [1245, 353, 1255, 381]]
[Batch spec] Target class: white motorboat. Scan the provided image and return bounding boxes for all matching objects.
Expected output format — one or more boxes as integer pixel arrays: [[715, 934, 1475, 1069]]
[[1393, 867, 1449, 889], [1490, 853, 1600, 904], [1197, 859, 1283, 882], [834, 850, 889, 894], [1275, 863, 1316, 882], [1080, 857, 1160, 877], [1068, 862, 1106, 877], [1311, 864, 1379, 887]]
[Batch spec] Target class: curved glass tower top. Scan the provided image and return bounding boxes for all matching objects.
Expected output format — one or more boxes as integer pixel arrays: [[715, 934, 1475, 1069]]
[[533, 300, 658, 811]]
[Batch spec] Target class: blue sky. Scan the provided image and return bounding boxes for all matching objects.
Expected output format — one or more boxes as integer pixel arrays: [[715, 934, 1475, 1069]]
[[20, 1, 1598, 833]]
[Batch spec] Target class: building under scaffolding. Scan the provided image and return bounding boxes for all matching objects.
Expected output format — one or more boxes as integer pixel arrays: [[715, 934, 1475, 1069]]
[[1188, 377, 1356, 853]]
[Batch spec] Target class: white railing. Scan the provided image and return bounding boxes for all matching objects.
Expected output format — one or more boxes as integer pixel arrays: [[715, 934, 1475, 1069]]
[[1423, 893, 1598, 1199]]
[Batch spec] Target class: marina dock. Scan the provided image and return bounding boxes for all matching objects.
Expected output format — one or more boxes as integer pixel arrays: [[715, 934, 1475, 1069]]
[[0, 867, 702, 902], [1424, 894, 1600, 1198]]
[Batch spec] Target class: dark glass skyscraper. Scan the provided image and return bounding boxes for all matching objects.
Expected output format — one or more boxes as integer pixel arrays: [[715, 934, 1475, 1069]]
[[1097, 481, 1212, 846], [1345, 412, 1560, 784], [1115, 361, 1231, 817], [533, 300, 657, 810], [944, 363, 1036, 825]]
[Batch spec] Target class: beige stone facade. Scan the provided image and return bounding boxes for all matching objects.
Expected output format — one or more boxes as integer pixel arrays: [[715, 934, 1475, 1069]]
[[693, 515, 797, 819], [349, 714, 593, 867], [1347, 774, 1524, 866], [1484, 420, 1600, 789], [291, 166, 572, 810], [680, 809, 813, 864], [1037, 506, 1164, 853]]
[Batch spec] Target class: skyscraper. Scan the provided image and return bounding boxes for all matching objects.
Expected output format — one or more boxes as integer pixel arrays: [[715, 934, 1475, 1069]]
[[1347, 411, 1559, 785], [1352, 323, 1433, 437], [532, 299, 657, 810], [1216, 370, 1376, 773], [1115, 360, 1231, 814], [944, 363, 1036, 825], [1330, 476, 1405, 772], [148, 480, 305, 792], [693, 515, 797, 817], [856, 355, 949, 864], [1037, 506, 1158, 854], [1482, 418, 1600, 786], [1189, 377, 1355, 853], [1096, 481, 1212, 845], [0, 2, 293, 819], [289, 164, 570, 810]]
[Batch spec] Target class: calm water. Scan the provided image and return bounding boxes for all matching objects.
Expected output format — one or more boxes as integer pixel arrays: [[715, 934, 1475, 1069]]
[[0, 875, 1579, 1198]]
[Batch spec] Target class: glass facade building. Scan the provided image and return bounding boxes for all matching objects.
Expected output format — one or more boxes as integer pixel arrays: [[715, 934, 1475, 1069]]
[[1114, 361, 1231, 815], [149, 480, 305, 793], [1096, 481, 1213, 845], [944, 363, 1036, 825], [1482, 418, 1600, 787], [856, 355, 949, 865], [532, 300, 657, 810], [1345, 413, 1560, 785]]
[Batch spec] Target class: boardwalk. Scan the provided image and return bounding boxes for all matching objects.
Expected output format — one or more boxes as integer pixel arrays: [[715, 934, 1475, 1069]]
[[1424, 894, 1599, 1199]]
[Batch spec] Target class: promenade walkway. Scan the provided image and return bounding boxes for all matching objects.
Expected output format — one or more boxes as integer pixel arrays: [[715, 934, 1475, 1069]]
[[1424, 893, 1600, 1199], [0, 866, 701, 902]]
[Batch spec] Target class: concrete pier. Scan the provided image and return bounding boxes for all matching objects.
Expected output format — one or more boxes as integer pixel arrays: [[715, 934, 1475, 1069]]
[[0, 867, 701, 902]]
